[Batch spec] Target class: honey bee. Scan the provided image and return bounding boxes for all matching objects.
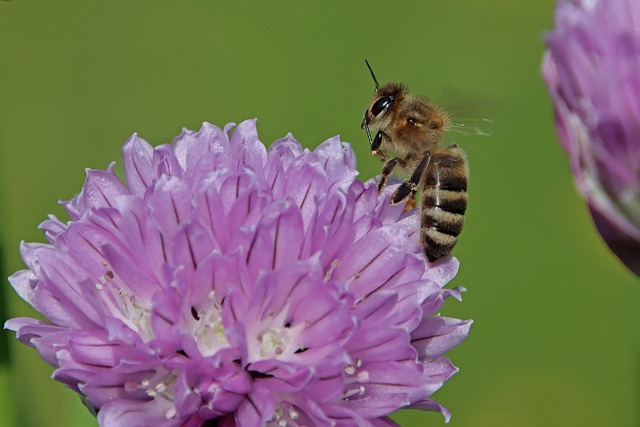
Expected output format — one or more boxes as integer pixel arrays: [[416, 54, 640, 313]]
[[361, 60, 468, 263]]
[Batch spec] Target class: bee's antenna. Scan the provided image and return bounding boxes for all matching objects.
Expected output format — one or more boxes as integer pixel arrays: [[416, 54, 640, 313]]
[[364, 59, 379, 92]]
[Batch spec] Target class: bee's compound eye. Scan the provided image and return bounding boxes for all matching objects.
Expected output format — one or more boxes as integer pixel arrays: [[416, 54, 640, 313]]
[[371, 96, 393, 117]]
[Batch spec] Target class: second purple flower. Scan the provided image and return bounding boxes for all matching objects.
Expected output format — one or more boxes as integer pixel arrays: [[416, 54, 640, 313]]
[[543, 0, 640, 275]]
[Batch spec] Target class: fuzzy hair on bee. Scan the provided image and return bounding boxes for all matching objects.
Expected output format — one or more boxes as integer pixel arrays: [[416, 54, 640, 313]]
[[361, 60, 469, 263]]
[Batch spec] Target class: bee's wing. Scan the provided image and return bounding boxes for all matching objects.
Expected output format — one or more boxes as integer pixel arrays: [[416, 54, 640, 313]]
[[435, 86, 506, 138], [450, 118, 494, 136]]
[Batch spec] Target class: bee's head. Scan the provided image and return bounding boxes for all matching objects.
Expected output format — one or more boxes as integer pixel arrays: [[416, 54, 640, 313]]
[[371, 82, 407, 115], [362, 81, 408, 129]]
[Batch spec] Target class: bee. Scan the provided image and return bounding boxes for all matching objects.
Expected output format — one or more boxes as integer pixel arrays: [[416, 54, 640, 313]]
[[361, 60, 468, 263]]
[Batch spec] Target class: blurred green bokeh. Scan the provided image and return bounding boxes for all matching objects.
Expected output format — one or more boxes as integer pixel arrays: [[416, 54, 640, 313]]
[[1, 1, 637, 426]]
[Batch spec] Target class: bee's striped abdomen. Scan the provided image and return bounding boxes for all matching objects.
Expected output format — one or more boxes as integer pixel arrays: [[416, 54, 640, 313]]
[[421, 149, 468, 262]]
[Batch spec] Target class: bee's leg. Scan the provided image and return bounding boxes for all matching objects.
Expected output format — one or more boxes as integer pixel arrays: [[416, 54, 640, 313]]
[[369, 131, 389, 160], [378, 157, 406, 192], [371, 131, 386, 155], [362, 114, 389, 159], [390, 151, 431, 205]]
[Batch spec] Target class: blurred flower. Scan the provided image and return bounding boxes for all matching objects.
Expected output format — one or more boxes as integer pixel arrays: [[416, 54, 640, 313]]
[[5, 120, 471, 426], [543, 0, 640, 275]]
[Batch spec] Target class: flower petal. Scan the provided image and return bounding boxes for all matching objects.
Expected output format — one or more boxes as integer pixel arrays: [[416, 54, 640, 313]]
[[122, 133, 155, 198], [412, 316, 473, 358]]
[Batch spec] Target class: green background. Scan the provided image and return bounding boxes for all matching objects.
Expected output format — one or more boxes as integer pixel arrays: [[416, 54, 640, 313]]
[[1, 1, 637, 426]]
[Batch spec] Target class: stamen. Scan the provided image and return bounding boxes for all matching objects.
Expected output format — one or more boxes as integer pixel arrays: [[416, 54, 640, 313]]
[[274, 407, 284, 419], [191, 299, 229, 356], [324, 259, 340, 280], [165, 407, 177, 420], [259, 327, 287, 357]]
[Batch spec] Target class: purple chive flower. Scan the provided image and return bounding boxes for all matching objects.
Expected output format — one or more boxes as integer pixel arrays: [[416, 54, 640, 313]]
[[5, 119, 471, 426], [543, 0, 640, 275]]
